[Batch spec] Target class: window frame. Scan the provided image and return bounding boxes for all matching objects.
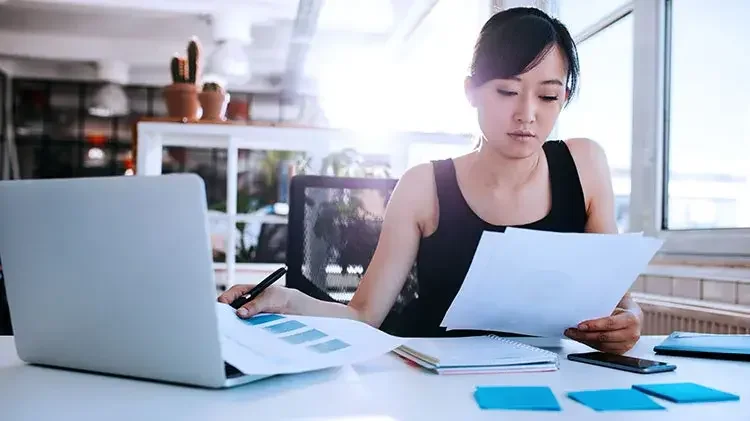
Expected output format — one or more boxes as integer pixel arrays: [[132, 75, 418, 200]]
[[567, 0, 750, 258], [629, 0, 750, 257]]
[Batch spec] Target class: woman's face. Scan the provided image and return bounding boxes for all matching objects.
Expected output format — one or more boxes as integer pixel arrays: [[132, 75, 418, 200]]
[[466, 45, 568, 159]]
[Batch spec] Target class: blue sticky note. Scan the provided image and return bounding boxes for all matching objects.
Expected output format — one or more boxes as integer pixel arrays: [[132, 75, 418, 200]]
[[567, 389, 665, 411], [633, 382, 740, 403], [473, 386, 561, 411]]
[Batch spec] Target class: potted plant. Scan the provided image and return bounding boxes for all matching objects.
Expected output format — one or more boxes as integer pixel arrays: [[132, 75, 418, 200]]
[[163, 37, 201, 119], [198, 80, 230, 121]]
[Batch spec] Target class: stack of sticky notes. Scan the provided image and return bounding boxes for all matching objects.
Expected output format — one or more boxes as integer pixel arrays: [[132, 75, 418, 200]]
[[473, 382, 739, 412], [474, 386, 561, 411], [567, 388, 666, 411], [632, 382, 740, 404]]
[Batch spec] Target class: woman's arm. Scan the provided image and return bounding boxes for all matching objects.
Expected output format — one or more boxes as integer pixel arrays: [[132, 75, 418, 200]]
[[563, 138, 643, 353], [220, 163, 435, 328]]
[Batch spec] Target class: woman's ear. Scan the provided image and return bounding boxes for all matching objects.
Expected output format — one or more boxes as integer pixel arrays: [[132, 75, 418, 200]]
[[464, 77, 477, 108]]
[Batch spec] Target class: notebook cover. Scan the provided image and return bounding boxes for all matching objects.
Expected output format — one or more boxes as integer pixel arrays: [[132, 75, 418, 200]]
[[396, 336, 558, 369], [654, 332, 750, 361]]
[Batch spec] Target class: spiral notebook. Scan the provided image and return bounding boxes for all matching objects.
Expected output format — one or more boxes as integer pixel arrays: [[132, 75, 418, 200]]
[[393, 336, 559, 375]]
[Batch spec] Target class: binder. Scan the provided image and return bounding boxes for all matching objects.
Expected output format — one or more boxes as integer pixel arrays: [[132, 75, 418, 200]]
[[653, 331, 750, 361], [393, 335, 559, 375]]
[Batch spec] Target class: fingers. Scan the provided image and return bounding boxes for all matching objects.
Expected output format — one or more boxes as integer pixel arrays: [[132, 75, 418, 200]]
[[217, 284, 256, 305], [565, 327, 639, 344], [236, 287, 288, 319], [574, 338, 633, 355], [576, 311, 637, 332]]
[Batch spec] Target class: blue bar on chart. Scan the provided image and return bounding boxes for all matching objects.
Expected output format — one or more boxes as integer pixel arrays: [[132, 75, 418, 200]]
[[309, 339, 351, 353], [244, 314, 285, 325], [282, 329, 328, 345], [264, 320, 307, 334]]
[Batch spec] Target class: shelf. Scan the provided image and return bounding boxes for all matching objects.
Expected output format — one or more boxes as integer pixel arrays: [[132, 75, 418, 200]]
[[135, 119, 472, 287]]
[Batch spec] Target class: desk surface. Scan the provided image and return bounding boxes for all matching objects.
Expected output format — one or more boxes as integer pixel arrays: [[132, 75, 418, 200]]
[[1, 335, 748, 420]]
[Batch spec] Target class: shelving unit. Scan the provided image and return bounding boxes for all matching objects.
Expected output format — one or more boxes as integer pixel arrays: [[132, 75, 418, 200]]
[[134, 120, 473, 287]]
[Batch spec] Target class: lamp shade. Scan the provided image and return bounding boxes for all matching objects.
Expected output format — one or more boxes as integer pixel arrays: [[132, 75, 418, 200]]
[[205, 40, 251, 86], [89, 83, 128, 117]]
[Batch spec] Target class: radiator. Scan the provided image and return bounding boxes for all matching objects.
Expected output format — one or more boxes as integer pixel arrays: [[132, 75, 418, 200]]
[[634, 293, 750, 335]]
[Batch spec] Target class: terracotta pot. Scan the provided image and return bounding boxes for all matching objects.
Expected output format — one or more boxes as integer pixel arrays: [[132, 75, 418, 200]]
[[163, 83, 199, 120], [198, 91, 230, 121], [226, 99, 250, 121]]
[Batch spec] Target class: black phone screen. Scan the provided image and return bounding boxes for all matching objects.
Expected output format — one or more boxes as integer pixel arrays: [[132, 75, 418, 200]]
[[575, 352, 666, 368]]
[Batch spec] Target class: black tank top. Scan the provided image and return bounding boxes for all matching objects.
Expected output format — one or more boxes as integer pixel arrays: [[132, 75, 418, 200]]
[[396, 140, 587, 338]]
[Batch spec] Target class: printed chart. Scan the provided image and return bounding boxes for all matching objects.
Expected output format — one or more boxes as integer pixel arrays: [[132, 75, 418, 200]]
[[216, 303, 405, 375]]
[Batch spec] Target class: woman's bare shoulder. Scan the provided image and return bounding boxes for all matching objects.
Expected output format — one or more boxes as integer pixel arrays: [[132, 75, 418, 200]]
[[391, 162, 439, 235], [564, 137, 613, 211]]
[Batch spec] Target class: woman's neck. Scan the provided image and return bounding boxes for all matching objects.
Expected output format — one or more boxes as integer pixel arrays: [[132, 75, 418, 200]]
[[470, 141, 542, 190]]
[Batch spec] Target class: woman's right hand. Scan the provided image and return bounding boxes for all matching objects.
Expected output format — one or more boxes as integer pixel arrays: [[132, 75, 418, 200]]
[[217, 284, 303, 319]]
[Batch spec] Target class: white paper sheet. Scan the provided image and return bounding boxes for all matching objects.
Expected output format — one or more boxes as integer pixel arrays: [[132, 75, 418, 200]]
[[440, 228, 663, 337], [216, 303, 405, 375]]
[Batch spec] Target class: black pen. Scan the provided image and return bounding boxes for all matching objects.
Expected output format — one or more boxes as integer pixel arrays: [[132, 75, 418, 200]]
[[229, 266, 288, 309]]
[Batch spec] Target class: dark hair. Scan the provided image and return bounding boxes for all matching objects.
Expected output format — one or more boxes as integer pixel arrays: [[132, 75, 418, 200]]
[[469, 7, 579, 104]]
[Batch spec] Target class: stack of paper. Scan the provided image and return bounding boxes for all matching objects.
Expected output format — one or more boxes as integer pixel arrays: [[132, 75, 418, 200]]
[[441, 228, 663, 337], [394, 336, 559, 374]]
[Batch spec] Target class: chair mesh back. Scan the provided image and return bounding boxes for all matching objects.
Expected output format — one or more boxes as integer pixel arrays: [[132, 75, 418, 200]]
[[293, 181, 418, 316]]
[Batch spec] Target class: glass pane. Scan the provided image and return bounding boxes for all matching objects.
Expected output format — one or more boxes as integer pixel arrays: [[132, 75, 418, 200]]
[[14, 81, 46, 138], [557, 0, 631, 37], [43, 142, 80, 178], [224, 149, 306, 263], [152, 88, 168, 117], [116, 86, 150, 143], [160, 147, 227, 262], [46, 82, 82, 142], [16, 139, 41, 179], [0, 70, 6, 144], [556, 14, 633, 233], [666, 0, 750, 229], [79, 142, 116, 177], [83, 83, 114, 142]]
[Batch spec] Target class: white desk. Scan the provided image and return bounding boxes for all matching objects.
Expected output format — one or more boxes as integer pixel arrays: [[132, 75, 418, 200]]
[[0, 336, 747, 420]]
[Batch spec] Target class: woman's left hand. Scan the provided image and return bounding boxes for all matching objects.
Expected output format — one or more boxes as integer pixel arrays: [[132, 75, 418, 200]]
[[564, 308, 642, 354]]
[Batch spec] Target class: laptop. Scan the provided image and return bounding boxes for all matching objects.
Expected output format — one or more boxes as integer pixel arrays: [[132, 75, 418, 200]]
[[0, 173, 267, 388]]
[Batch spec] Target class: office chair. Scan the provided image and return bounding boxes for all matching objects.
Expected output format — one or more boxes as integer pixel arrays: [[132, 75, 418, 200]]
[[285, 175, 418, 336]]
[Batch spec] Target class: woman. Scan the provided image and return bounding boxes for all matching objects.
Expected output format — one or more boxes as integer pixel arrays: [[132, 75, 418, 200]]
[[219, 7, 643, 354]]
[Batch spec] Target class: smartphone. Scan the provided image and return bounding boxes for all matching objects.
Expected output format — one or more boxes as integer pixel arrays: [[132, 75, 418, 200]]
[[567, 351, 677, 374]]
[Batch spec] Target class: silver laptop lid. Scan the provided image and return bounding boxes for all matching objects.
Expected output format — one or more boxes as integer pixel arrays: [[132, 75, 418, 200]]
[[0, 174, 226, 388]]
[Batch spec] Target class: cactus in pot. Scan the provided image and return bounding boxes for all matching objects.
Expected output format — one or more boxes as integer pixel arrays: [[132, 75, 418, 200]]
[[187, 38, 200, 84], [198, 78, 230, 121], [164, 36, 203, 119]]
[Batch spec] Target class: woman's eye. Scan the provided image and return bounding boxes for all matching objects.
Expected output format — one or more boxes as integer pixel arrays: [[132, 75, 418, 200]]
[[540, 96, 559, 102], [497, 89, 517, 97]]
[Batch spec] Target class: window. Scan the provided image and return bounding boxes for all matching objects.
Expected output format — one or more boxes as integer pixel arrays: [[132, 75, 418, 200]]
[[630, 0, 750, 257], [558, 0, 631, 37], [556, 9, 634, 233], [665, 0, 750, 230]]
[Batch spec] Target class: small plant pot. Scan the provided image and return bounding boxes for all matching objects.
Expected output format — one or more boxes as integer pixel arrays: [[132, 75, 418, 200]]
[[163, 83, 199, 120], [198, 91, 230, 121]]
